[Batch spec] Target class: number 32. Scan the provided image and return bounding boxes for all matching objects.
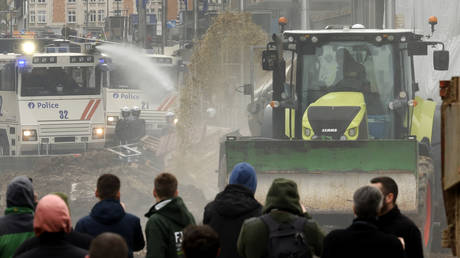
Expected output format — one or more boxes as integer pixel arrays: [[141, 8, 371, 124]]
[[59, 110, 69, 119]]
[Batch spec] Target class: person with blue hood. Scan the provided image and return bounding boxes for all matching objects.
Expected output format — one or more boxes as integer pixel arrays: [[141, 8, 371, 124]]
[[75, 174, 145, 258], [0, 176, 36, 258], [203, 162, 262, 258]]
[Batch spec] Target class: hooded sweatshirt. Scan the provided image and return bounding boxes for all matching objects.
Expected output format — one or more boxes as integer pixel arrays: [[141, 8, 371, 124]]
[[204, 184, 262, 258], [15, 195, 87, 258], [0, 176, 35, 258], [237, 178, 324, 258], [144, 196, 195, 258], [74, 199, 145, 258]]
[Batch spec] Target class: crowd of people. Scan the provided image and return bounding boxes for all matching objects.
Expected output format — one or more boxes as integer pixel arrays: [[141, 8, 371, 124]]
[[0, 162, 424, 258]]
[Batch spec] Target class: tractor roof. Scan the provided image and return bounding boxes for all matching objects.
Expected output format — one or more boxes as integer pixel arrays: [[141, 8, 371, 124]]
[[284, 29, 415, 35]]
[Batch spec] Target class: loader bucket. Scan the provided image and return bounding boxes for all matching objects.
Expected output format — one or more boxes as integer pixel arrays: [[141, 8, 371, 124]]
[[219, 138, 418, 214]]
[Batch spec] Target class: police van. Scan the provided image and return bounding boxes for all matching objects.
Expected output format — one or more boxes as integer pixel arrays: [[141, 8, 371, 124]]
[[0, 43, 107, 155], [103, 54, 181, 139]]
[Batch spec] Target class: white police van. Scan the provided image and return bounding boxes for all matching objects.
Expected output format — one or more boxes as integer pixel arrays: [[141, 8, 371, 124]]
[[0, 46, 107, 155], [103, 54, 181, 139]]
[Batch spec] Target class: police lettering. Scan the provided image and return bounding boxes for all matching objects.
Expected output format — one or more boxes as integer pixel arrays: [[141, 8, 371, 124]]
[[120, 93, 140, 100], [37, 102, 59, 109]]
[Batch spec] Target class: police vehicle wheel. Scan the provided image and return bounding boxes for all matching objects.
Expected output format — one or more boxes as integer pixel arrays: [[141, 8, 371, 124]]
[[0, 135, 9, 156]]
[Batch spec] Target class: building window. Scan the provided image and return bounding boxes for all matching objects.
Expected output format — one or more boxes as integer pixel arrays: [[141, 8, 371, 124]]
[[29, 11, 35, 23], [37, 11, 46, 23], [97, 10, 105, 21], [68, 10, 76, 23], [37, 0, 45, 3], [89, 10, 96, 22], [114, 10, 122, 16], [68, 0, 76, 2]]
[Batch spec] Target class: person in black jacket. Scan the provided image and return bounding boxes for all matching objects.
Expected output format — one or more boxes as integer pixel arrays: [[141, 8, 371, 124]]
[[204, 162, 262, 258], [15, 194, 87, 258], [322, 185, 404, 258], [14, 193, 93, 257], [371, 176, 424, 258], [75, 174, 145, 258]]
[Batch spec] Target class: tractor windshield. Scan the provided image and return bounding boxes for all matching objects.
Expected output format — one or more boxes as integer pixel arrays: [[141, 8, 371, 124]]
[[300, 41, 397, 139]]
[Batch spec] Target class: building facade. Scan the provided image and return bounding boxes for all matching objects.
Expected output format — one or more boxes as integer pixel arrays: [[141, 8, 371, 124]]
[[27, 0, 137, 34]]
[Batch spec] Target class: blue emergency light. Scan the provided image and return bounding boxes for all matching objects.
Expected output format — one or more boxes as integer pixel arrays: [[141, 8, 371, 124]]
[[17, 59, 26, 67], [99, 58, 105, 64]]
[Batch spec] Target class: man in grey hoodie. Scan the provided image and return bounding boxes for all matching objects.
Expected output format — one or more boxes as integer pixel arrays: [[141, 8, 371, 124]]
[[0, 176, 36, 258]]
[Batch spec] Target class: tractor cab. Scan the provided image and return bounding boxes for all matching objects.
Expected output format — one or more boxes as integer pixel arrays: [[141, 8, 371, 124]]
[[262, 27, 449, 142]]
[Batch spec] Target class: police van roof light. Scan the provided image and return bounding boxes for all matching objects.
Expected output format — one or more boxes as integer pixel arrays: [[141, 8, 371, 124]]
[[99, 58, 105, 64], [18, 59, 26, 67]]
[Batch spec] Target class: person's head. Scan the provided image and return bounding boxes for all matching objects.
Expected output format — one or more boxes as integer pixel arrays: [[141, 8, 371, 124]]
[[353, 185, 383, 219], [96, 174, 121, 200], [229, 162, 257, 193], [121, 106, 130, 119], [336, 48, 352, 67], [370, 176, 398, 215], [131, 106, 141, 119], [154, 173, 178, 202], [34, 194, 71, 236], [87, 232, 128, 258], [6, 176, 35, 209], [182, 225, 220, 258], [262, 178, 303, 216]]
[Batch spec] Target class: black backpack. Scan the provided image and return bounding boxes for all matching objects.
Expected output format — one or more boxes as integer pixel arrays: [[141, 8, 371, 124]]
[[260, 214, 311, 258]]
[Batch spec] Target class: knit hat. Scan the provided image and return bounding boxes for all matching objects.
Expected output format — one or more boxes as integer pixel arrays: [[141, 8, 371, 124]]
[[229, 162, 257, 193]]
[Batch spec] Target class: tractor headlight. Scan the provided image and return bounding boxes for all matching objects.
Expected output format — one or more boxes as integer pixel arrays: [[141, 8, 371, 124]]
[[22, 129, 37, 141], [107, 116, 118, 125], [304, 128, 311, 137], [92, 127, 105, 139], [348, 127, 357, 137]]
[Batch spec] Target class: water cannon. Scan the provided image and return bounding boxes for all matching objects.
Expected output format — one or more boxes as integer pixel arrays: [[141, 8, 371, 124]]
[[428, 16, 438, 34], [278, 17, 288, 33]]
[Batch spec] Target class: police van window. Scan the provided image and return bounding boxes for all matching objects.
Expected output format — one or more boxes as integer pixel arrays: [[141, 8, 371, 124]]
[[21, 67, 101, 96], [109, 64, 141, 89], [0, 63, 15, 91]]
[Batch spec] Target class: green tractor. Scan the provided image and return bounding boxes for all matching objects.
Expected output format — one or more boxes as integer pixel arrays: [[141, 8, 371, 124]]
[[218, 25, 449, 252]]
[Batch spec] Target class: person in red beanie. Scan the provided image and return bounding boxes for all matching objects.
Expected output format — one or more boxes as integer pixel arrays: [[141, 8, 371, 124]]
[[15, 194, 87, 258]]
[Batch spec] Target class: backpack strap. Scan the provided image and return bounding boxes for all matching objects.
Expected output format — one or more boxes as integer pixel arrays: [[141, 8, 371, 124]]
[[260, 213, 308, 234], [260, 214, 280, 233], [292, 215, 308, 232]]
